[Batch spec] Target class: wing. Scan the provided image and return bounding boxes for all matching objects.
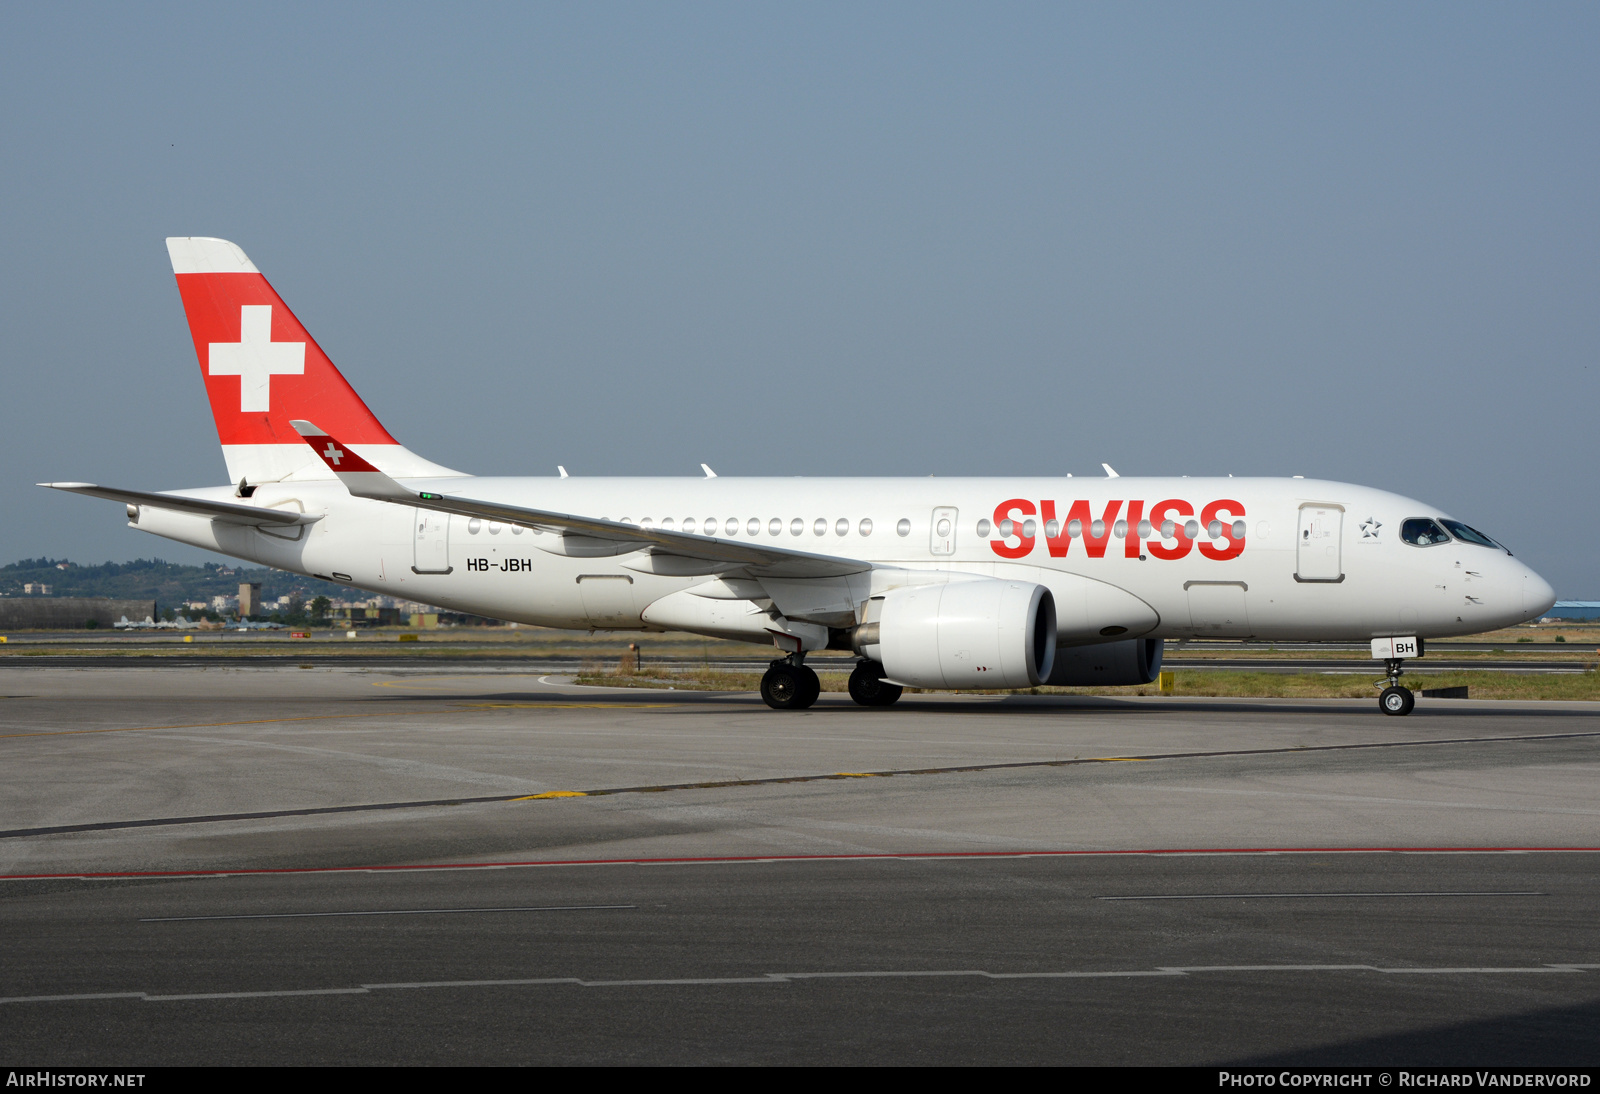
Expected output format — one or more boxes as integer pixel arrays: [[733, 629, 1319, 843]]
[[39, 483, 319, 526], [289, 421, 869, 579]]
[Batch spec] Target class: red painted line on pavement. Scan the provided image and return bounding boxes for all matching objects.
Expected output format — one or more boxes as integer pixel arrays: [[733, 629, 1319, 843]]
[[4, 846, 1600, 881]]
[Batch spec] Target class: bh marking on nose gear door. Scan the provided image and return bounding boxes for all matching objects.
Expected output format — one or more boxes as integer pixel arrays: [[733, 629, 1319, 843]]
[[930, 507, 958, 556]]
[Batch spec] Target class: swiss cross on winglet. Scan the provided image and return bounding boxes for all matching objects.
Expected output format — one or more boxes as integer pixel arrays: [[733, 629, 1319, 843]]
[[290, 419, 413, 501]]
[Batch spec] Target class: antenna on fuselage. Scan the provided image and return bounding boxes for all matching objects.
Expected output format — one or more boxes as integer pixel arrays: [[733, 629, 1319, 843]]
[[558, 466, 569, 478], [1101, 463, 1119, 478], [701, 464, 718, 478]]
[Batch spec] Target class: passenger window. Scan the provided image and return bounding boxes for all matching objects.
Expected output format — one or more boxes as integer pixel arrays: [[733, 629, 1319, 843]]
[[1401, 518, 1452, 546], [814, 518, 827, 536], [836, 518, 849, 536], [682, 518, 696, 534], [859, 518, 873, 537], [725, 517, 739, 536], [977, 518, 992, 537], [769, 518, 782, 536], [791, 518, 804, 536], [897, 518, 911, 537]]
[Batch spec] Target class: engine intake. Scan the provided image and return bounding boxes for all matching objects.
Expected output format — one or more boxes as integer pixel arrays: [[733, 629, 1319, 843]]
[[856, 579, 1056, 690]]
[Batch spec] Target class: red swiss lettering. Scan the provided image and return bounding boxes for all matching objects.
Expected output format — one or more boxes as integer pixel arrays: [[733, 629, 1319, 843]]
[[1198, 499, 1246, 561], [1124, 500, 1145, 558], [1146, 499, 1195, 560], [990, 498, 1036, 559], [1040, 500, 1123, 558]]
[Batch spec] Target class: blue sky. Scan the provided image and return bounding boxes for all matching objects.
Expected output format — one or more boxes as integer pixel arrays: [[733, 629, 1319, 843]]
[[2, 3, 1596, 592]]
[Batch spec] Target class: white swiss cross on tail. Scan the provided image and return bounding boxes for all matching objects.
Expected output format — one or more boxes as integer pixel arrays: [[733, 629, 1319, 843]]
[[209, 305, 305, 412]]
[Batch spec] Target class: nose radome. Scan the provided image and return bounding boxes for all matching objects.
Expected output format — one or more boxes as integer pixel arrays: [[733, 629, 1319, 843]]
[[1523, 568, 1557, 620]]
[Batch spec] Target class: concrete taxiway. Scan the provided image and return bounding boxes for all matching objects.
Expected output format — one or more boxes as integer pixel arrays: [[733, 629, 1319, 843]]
[[2, 666, 1598, 1064]]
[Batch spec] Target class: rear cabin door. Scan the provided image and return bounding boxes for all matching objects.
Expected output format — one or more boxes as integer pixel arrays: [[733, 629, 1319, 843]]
[[1296, 505, 1343, 583], [412, 510, 453, 574], [930, 507, 958, 556]]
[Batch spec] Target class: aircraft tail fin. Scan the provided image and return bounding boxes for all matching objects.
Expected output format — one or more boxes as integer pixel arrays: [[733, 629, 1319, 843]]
[[166, 238, 462, 485]]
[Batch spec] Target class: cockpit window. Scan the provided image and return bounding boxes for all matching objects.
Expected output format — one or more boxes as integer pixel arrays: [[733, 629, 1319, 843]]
[[1401, 518, 1452, 546], [1440, 519, 1503, 551]]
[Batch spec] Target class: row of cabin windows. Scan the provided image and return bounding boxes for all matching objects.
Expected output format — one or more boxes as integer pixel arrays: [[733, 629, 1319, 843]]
[[467, 516, 907, 538], [979, 517, 1248, 542], [461, 514, 1250, 543]]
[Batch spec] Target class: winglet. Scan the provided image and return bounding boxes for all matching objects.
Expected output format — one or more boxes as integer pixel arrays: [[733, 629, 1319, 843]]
[[290, 420, 415, 501]]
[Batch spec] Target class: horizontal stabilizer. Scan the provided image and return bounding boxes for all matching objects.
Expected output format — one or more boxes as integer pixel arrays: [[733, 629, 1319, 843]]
[[38, 483, 318, 526]]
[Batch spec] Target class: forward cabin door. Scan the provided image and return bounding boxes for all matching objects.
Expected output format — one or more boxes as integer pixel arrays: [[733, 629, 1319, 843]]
[[1295, 504, 1343, 583], [413, 510, 453, 574], [930, 507, 958, 556]]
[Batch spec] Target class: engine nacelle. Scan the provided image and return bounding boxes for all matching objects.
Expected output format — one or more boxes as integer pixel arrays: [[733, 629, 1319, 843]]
[[857, 579, 1056, 690], [1046, 638, 1164, 686]]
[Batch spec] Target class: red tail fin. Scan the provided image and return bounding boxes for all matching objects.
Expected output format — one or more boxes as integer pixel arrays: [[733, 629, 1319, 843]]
[[166, 237, 458, 484]]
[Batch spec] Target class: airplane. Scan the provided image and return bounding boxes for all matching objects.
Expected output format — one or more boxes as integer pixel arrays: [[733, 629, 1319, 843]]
[[44, 238, 1556, 715], [115, 614, 201, 630]]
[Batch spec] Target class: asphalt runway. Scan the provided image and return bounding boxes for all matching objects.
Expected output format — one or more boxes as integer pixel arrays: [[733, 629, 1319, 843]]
[[3, 667, 1599, 1064]]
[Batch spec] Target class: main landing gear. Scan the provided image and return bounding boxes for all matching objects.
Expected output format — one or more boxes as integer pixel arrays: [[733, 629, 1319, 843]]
[[1377, 658, 1415, 717], [760, 654, 821, 710], [847, 660, 903, 708], [758, 657, 907, 710]]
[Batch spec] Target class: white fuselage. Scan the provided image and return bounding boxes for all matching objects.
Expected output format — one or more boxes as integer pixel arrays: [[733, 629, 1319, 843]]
[[131, 474, 1555, 644]]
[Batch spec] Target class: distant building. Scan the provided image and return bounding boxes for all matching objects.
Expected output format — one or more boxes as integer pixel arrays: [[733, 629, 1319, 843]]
[[1545, 601, 1600, 621], [238, 582, 263, 618], [22, 583, 52, 595], [0, 598, 157, 630]]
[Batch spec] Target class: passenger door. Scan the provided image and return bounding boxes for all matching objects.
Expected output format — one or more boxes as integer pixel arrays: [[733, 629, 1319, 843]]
[[1296, 504, 1343, 583], [412, 510, 452, 574]]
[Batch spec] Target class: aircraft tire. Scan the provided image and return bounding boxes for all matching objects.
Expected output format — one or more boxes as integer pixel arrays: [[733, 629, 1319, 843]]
[[1379, 685, 1414, 716], [761, 664, 818, 710], [797, 666, 821, 707], [848, 662, 904, 708]]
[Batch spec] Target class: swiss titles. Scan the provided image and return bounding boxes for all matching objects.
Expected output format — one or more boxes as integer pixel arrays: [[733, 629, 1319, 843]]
[[990, 499, 1245, 561]]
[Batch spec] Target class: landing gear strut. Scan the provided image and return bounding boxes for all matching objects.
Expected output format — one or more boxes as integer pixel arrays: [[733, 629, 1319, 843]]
[[1377, 658, 1414, 716], [760, 652, 821, 710], [847, 660, 903, 708]]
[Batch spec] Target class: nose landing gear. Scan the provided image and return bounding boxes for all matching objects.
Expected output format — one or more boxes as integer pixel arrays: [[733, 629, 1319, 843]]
[[1377, 658, 1415, 716], [760, 653, 821, 710]]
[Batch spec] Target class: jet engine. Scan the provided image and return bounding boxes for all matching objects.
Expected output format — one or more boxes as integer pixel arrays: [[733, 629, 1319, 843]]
[[854, 579, 1056, 689], [1046, 637, 1164, 686]]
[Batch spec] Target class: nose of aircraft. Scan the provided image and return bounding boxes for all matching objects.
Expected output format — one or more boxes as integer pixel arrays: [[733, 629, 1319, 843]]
[[1522, 565, 1557, 621]]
